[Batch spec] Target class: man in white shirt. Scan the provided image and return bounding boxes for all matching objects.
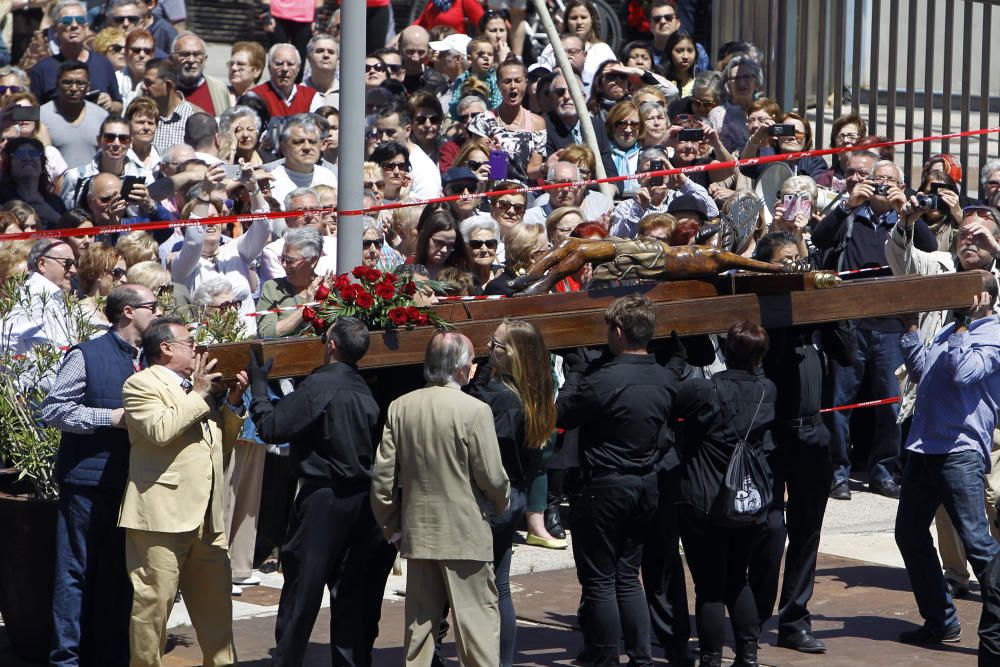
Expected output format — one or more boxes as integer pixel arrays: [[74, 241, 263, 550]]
[[2, 239, 78, 355], [524, 161, 613, 227], [267, 114, 338, 205], [372, 101, 442, 200], [258, 187, 337, 284]]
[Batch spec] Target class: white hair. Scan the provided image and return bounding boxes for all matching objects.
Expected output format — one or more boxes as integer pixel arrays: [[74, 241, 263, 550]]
[[192, 276, 234, 306], [459, 214, 499, 241], [268, 42, 301, 67]]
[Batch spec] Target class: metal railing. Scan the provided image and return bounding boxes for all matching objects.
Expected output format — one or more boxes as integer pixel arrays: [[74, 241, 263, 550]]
[[712, 0, 1000, 197]]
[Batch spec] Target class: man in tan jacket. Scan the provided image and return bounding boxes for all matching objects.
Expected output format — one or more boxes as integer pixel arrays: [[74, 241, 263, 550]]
[[119, 316, 248, 667], [371, 331, 510, 667]]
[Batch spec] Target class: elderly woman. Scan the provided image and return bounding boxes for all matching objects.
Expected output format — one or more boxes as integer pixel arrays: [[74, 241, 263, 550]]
[[546, 206, 587, 248], [459, 213, 502, 287], [125, 260, 174, 301], [77, 242, 127, 330], [256, 227, 330, 339], [125, 96, 161, 171], [118, 29, 156, 110], [980, 159, 1000, 205], [709, 55, 764, 153], [171, 164, 271, 336], [606, 100, 644, 193], [770, 175, 825, 264], [361, 216, 404, 271], [220, 105, 263, 166], [228, 41, 267, 105], [485, 222, 549, 296], [1, 92, 69, 188], [115, 230, 159, 267], [191, 276, 242, 338], [690, 70, 725, 120]]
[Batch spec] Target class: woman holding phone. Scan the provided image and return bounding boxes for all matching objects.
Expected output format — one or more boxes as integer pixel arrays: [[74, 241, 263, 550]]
[[467, 56, 547, 180], [742, 106, 827, 180]]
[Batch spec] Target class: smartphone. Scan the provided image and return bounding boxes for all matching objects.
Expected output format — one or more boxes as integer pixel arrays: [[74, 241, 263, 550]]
[[488, 149, 508, 180], [120, 175, 144, 200], [648, 159, 665, 187], [770, 124, 797, 137], [781, 194, 799, 220], [678, 128, 704, 141], [223, 163, 242, 180], [10, 106, 39, 122], [85, 90, 102, 103]]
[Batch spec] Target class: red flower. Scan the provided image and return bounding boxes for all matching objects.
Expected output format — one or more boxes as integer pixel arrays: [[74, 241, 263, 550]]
[[402, 281, 417, 296], [340, 283, 358, 302], [314, 284, 331, 302], [313, 318, 326, 332], [334, 274, 351, 293], [405, 306, 420, 320], [351, 266, 368, 280], [355, 289, 375, 309], [374, 281, 395, 300], [366, 267, 383, 283], [302, 306, 317, 322], [388, 307, 408, 325], [384, 272, 397, 284], [416, 313, 430, 326]]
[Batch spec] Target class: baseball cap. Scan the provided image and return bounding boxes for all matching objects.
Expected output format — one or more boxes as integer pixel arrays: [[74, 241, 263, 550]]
[[429, 34, 472, 56]]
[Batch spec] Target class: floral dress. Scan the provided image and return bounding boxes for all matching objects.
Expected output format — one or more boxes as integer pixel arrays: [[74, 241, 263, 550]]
[[468, 110, 547, 179]]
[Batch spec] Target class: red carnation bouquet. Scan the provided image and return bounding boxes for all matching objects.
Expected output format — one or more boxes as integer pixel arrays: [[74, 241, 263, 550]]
[[301, 265, 443, 333]]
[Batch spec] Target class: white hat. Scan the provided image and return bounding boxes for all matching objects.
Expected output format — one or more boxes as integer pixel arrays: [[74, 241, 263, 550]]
[[429, 33, 472, 56]]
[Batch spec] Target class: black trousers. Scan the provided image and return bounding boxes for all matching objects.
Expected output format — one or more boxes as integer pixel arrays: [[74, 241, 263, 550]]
[[679, 505, 763, 655], [748, 418, 833, 636], [641, 469, 691, 652], [272, 483, 395, 667]]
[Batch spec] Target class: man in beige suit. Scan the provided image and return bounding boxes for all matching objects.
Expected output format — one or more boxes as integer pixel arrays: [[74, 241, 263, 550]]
[[371, 331, 510, 667], [119, 316, 249, 667]]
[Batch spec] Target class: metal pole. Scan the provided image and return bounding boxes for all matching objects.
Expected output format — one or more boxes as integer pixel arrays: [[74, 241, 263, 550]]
[[529, 0, 615, 200], [336, 0, 364, 273]]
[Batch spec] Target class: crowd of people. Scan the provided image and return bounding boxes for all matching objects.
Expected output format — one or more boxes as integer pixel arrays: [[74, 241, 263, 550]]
[[3, 0, 1000, 666]]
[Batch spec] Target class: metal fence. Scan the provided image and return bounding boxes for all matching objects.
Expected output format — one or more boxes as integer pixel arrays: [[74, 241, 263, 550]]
[[712, 0, 1000, 197]]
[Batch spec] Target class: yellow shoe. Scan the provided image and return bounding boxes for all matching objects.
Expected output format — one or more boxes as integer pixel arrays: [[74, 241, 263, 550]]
[[525, 533, 568, 549]]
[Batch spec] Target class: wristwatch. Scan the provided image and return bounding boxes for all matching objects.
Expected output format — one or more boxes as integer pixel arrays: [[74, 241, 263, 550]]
[[954, 313, 973, 328]]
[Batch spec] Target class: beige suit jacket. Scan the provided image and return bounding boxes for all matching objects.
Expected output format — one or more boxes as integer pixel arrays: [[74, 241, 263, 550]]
[[118, 365, 244, 534], [371, 383, 510, 562]]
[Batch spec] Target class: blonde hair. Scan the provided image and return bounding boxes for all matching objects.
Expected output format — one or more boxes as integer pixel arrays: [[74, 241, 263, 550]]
[[93, 27, 125, 57], [313, 183, 337, 201], [362, 162, 382, 183], [505, 223, 545, 273], [77, 242, 122, 296], [115, 231, 159, 267], [126, 260, 171, 291], [0, 239, 32, 286]]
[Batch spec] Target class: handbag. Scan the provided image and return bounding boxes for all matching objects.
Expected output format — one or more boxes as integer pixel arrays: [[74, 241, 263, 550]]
[[709, 380, 772, 527]]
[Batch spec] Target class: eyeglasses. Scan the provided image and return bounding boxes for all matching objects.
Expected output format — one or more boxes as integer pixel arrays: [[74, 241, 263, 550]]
[[129, 46, 155, 56], [108, 267, 127, 279], [227, 59, 251, 70], [650, 12, 677, 22], [60, 79, 89, 89], [691, 97, 716, 108], [279, 254, 309, 265], [604, 72, 628, 82], [494, 199, 525, 215], [415, 114, 441, 125], [836, 132, 861, 143], [365, 63, 386, 73], [871, 174, 898, 184], [102, 132, 131, 144], [385, 64, 403, 74], [208, 300, 241, 311], [0, 85, 22, 94], [41, 254, 76, 270], [107, 43, 125, 53], [132, 300, 159, 311], [457, 112, 482, 123], [444, 183, 477, 195], [173, 50, 205, 60], [781, 131, 807, 141], [488, 337, 506, 351], [363, 180, 385, 190], [615, 120, 641, 129], [468, 238, 498, 250], [362, 238, 384, 249], [166, 338, 196, 349], [564, 47, 583, 56], [57, 15, 88, 25], [111, 14, 141, 24], [429, 237, 455, 249], [963, 206, 1000, 224], [380, 160, 410, 172]]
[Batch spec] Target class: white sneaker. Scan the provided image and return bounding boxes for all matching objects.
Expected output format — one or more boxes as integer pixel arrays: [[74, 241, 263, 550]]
[[232, 574, 261, 586], [231, 584, 242, 596]]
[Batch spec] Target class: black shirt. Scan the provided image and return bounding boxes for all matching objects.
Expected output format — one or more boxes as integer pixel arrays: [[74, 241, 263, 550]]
[[557, 353, 676, 473], [250, 361, 381, 487], [465, 365, 530, 483]]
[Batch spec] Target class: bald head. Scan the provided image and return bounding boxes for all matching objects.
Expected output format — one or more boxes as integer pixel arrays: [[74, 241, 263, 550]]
[[88, 172, 123, 224], [400, 25, 430, 74]]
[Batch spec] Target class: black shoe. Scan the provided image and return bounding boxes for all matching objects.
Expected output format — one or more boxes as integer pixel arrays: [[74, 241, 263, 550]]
[[697, 651, 722, 667], [732, 642, 758, 667], [665, 639, 694, 666], [945, 578, 970, 599], [777, 630, 827, 653], [899, 622, 962, 644], [829, 482, 851, 500], [869, 479, 902, 499], [545, 501, 566, 539]]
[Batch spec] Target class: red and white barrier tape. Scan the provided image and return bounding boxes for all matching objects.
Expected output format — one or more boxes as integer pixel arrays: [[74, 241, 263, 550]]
[[819, 396, 901, 413], [0, 126, 997, 245]]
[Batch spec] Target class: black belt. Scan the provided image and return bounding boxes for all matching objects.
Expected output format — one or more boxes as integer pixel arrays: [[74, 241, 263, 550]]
[[779, 413, 823, 428]]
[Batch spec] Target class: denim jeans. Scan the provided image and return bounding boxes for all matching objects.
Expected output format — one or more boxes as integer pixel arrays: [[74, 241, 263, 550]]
[[895, 450, 1000, 630], [827, 328, 903, 486]]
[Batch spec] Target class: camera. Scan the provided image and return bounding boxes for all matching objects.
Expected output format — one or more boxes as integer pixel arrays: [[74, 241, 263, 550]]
[[769, 124, 797, 137], [647, 159, 665, 187], [869, 181, 890, 196], [678, 128, 704, 141], [914, 193, 938, 210]]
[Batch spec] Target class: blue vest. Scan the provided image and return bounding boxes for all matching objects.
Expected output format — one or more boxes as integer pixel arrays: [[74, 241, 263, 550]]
[[56, 332, 138, 491]]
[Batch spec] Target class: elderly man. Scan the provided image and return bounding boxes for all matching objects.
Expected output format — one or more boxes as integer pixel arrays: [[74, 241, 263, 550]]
[[372, 331, 510, 667], [812, 152, 939, 501], [1, 239, 78, 354], [303, 33, 339, 105], [372, 101, 441, 200], [170, 32, 230, 116], [246, 43, 323, 119], [399, 25, 430, 93], [119, 317, 248, 667], [258, 187, 337, 283], [429, 33, 470, 109], [268, 114, 338, 205], [144, 57, 197, 156], [40, 60, 109, 170], [29, 0, 121, 111], [524, 161, 613, 226], [544, 72, 618, 185], [42, 285, 162, 667]]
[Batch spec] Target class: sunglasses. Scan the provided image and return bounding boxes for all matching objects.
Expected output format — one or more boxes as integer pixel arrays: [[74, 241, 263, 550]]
[[111, 14, 141, 24], [107, 43, 125, 53], [494, 200, 525, 215], [465, 159, 485, 171], [129, 46, 155, 56], [208, 300, 241, 311], [963, 206, 1000, 224], [468, 238, 498, 250], [445, 182, 478, 195], [132, 300, 159, 311], [0, 85, 22, 94], [102, 132, 132, 144], [365, 63, 386, 73], [615, 120, 641, 129], [650, 12, 677, 22], [362, 238, 384, 249], [380, 160, 410, 172], [41, 254, 76, 270], [457, 112, 481, 123], [57, 15, 88, 25], [12, 147, 41, 159], [109, 267, 127, 279], [415, 114, 441, 125], [385, 64, 403, 74], [363, 180, 385, 190]]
